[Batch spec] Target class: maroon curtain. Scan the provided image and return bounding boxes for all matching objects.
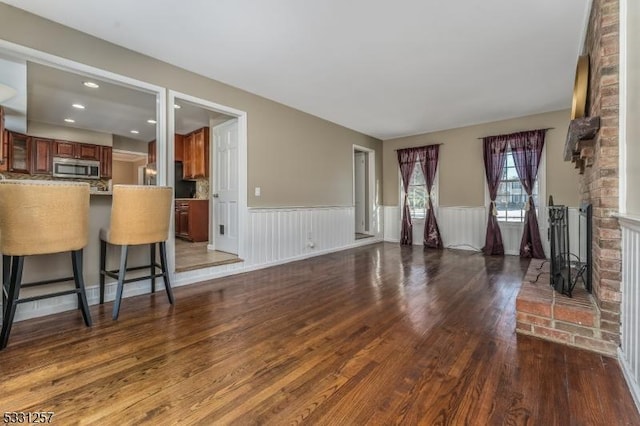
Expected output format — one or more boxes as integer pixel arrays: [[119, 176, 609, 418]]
[[482, 136, 508, 255], [418, 145, 443, 248], [397, 148, 419, 245], [510, 130, 547, 258]]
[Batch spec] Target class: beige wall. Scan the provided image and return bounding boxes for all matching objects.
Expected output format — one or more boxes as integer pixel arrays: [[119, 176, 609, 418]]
[[111, 160, 136, 185], [0, 4, 381, 208], [626, 0, 640, 215], [383, 109, 581, 207], [27, 120, 113, 146], [112, 135, 147, 153]]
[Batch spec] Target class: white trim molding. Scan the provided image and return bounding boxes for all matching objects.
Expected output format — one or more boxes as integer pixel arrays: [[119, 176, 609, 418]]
[[618, 214, 640, 413]]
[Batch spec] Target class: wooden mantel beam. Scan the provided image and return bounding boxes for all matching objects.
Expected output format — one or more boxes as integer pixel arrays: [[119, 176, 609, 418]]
[[564, 116, 600, 162]]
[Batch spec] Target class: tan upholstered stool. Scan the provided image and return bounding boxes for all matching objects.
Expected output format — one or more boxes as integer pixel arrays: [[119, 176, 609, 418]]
[[99, 185, 174, 320], [0, 180, 92, 350]]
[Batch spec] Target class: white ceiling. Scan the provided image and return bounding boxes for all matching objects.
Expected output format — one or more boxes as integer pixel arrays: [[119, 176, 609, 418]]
[[4, 0, 590, 140], [27, 62, 158, 141]]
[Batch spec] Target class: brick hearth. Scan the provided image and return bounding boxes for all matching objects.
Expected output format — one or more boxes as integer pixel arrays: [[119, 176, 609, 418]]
[[516, 259, 617, 356]]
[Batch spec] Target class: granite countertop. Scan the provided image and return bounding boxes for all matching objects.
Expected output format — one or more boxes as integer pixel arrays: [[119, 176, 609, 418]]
[[175, 197, 209, 201]]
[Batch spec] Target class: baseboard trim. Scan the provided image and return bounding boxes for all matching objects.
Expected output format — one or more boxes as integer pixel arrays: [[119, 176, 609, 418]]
[[173, 236, 383, 287]]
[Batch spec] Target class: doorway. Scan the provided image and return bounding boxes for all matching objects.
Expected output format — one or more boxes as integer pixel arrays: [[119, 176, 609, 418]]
[[353, 145, 375, 240], [169, 91, 247, 273]]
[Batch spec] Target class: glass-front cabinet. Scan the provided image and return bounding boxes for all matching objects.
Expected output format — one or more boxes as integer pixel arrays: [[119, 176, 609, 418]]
[[9, 132, 31, 173]]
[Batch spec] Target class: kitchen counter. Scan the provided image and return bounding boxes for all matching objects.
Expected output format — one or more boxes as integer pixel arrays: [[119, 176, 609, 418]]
[[90, 191, 113, 196]]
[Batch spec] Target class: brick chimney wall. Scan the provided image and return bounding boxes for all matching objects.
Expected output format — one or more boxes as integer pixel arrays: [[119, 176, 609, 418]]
[[581, 0, 621, 346]]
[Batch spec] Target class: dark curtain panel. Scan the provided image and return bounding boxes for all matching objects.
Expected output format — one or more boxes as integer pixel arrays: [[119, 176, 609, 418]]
[[510, 130, 547, 258], [397, 148, 419, 245], [418, 145, 443, 248], [482, 136, 508, 255]]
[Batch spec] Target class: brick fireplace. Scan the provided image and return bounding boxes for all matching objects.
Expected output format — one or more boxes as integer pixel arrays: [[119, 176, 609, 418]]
[[516, 0, 621, 356]]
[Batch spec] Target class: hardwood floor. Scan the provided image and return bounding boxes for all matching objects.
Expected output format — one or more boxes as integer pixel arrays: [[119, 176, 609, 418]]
[[1, 243, 638, 425]]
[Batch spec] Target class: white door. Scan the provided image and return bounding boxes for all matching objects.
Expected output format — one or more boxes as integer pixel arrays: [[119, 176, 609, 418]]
[[213, 119, 239, 254], [354, 152, 366, 233]]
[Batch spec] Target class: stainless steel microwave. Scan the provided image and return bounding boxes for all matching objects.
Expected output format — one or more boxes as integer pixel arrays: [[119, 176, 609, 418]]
[[52, 157, 100, 180]]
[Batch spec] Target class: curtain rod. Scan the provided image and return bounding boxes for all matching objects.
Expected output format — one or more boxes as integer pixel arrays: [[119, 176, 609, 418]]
[[394, 143, 443, 151], [476, 127, 554, 140]]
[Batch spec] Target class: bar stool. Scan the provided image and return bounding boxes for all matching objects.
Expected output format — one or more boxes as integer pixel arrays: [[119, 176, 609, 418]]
[[99, 185, 174, 320], [0, 180, 92, 350]]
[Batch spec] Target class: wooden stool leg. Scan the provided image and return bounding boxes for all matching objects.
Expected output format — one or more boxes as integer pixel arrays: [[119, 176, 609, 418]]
[[71, 250, 92, 327], [112, 245, 129, 320], [159, 241, 174, 305], [99, 239, 107, 304], [1, 256, 24, 350], [150, 243, 156, 294]]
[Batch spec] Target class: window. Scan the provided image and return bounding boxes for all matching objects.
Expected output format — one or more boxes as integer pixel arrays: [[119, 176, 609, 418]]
[[495, 148, 539, 222], [405, 166, 437, 219]]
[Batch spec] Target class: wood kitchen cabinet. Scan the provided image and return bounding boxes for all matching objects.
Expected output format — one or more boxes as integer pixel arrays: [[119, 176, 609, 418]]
[[148, 140, 156, 164], [0, 110, 7, 170], [175, 133, 184, 162], [175, 199, 208, 242], [52, 140, 76, 158], [8, 132, 31, 173], [0, 107, 4, 168], [0, 129, 8, 172], [100, 146, 112, 178], [182, 127, 209, 179], [52, 140, 99, 160], [76, 143, 100, 161], [31, 137, 52, 174]]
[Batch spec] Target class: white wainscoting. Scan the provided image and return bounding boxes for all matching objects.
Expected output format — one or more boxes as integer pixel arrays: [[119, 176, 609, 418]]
[[384, 205, 485, 252], [438, 207, 486, 251], [383, 205, 578, 258], [174, 206, 383, 287], [618, 215, 640, 411], [383, 205, 401, 242]]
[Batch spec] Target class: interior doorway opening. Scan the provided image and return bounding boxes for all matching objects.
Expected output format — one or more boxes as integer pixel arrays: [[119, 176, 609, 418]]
[[169, 93, 247, 273], [353, 145, 375, 240]]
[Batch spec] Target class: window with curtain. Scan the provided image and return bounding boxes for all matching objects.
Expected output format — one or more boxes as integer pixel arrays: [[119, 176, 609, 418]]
[[405, 167, 437, 220], [495, 147, 539, 222]]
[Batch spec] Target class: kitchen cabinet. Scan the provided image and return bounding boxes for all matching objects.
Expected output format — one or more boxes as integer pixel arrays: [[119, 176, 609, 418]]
[[0, 107, 4, 168], [32, 138, 52, 174], [52, 140, 100, 161], [8, 132, 31, 173], [77, 143, 100, 161], [182, 127, 209, 179], [0, 129, 7, 172], [148, 140, 156, 165], [175, 133, 184, 162], [52, 140, 76, 158], [175, 199, 208, 242], [100, 146, 112, 179]]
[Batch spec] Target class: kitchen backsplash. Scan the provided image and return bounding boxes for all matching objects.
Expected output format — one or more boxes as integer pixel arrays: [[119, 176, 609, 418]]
[[194, 178, 209, 199], [0, 172, 110, 191]]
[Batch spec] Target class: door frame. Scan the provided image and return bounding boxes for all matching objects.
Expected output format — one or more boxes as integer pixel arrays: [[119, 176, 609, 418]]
[[352, 144, 376, 237], [168, 90, 248, 271]]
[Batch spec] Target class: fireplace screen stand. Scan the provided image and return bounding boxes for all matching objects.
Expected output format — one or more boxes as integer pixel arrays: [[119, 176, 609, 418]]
[[548, 205, 589, 298]]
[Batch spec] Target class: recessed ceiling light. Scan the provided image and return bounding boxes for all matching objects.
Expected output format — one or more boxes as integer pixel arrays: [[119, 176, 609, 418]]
[[173, 104, 181, 109], [64, 118, 75, 123], [130, 130, 140, 134], [83, 81, 99, 89], [147, 119, 157, 124], [72, 103, 85, 109]]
